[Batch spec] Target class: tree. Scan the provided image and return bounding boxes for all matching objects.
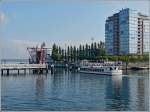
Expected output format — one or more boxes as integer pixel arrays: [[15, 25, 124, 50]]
[[58, 46, 62, 55], [67, 46, 70, 62], [73, 46, 77, 62], [64, 49, 67, 62], [93, 42, 97, 58], [82, 45, 85, 59], [88, 45, 91, 60], [79, 44, 82, 60], [76, 48, 79, 62], [85, 43, 89, 59], [91, 43, 94, 60], [95, 41, 105, 57], [51, 43, 58, 61], [51, 41, 106, 62], [70, 46, 73, 62], [61, 49, 64, 61]]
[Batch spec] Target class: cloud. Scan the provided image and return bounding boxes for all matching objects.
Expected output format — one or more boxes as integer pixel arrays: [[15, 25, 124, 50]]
[[10, 39, 40, 48], [10, 39, 41, 58], [0, 12, 6, 24], [1, 39, 41, 59], [1, 38, 52, 59]]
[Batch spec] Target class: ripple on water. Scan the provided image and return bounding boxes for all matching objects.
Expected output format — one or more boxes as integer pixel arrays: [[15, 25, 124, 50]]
[[1, 70, 149, 111]]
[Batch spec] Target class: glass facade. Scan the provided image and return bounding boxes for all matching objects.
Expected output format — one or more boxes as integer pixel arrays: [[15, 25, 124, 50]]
[[105, 20, 114, 55], [119, 8, 130, 55], [143, 20, 149, 53], [128, 9, 138, 54], [105, 8, 149, 55]]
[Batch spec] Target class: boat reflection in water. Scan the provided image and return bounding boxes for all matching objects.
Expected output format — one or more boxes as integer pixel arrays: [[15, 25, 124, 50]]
[[104, 74, 130, 111], [112, 75, 122, 90]]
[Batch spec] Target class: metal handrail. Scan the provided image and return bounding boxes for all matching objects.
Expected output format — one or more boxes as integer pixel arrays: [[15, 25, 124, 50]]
[[0, 64, 47, 69]]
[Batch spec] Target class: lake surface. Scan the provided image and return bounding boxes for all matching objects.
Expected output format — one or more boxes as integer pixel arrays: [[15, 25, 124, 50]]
[[1, 69, 149, 111]]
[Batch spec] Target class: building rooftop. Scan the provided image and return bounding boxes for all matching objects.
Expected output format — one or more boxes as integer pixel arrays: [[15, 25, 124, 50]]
[[106, 8, 149, 21]]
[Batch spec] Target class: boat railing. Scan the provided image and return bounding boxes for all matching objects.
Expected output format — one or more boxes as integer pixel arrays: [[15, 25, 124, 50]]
[[82, 62, 122, 67]]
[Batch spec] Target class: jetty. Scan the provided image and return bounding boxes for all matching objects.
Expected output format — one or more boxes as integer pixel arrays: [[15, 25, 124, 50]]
[[0, 64, 48, 75], [1, 42, 52, 75]]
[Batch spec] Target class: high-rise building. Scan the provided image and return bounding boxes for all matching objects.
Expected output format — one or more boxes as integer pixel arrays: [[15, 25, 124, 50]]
[[105, 8, 149, 55]]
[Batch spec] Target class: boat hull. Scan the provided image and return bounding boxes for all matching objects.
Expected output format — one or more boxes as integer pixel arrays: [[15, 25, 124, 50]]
[[79, 70, 122, 76]]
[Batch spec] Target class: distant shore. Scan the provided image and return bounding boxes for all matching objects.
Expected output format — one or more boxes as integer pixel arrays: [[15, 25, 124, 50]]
[[49, 61, 149, 71], [122, 62, 149, 70]]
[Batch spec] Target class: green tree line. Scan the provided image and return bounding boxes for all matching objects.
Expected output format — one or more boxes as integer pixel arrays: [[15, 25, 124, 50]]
[[96, 55, 149, 62], [51, 41, 105, 63], [51, 42, 149, 63]]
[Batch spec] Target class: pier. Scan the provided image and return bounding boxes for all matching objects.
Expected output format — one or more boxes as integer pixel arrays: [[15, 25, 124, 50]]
[[0, 64, 48, 75], [1, 43, 52, 75]]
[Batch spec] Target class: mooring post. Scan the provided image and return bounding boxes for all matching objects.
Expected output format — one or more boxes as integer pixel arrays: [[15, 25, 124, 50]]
[[51, 64, 54, 74], [45, 64, 48, 74], [32, 69, 34, 74], [7, 69, 9, 75], [29, 69, 31, 74], [1, 70, 3, 75], [40, 69, 43, 74], [32, 69, 35, 74], [24, 69, 26, 74], [18, 69, 19, 75], [46, 68, 48, 74]]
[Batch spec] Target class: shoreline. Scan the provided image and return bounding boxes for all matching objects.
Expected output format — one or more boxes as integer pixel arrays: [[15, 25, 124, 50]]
[[122, 62, 149, 70]]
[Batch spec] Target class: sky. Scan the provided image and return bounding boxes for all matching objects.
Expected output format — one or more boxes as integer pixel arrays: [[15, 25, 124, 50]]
[[0, 0, 149, 59]]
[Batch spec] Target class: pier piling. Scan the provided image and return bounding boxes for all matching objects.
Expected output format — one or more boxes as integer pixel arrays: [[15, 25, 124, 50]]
[[7, 69, 9, 75], [18, 70, 19, 75], [1, 70, 3, 75], [24, 69, 26, 74]]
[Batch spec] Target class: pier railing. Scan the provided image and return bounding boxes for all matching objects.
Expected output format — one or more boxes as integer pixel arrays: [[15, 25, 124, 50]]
[[0, 64, 47, 69]]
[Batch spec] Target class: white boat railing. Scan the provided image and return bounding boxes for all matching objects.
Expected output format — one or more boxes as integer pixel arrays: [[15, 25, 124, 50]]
[[81, 63, 122, 67]]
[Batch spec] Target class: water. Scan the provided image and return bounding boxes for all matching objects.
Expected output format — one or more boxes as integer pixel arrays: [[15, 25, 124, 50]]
[[1, 69, 149, 111]]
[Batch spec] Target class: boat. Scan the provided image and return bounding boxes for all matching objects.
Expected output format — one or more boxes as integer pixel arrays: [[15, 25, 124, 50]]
[[130, 66, 149, 70], [78, 60, 122, 75]]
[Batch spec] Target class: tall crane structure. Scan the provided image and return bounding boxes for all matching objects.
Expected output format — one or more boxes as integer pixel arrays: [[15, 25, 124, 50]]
[[27, 42, 51, 64]]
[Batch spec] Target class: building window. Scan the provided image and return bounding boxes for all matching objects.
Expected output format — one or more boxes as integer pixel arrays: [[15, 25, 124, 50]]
[[121, 31, 124, 34]]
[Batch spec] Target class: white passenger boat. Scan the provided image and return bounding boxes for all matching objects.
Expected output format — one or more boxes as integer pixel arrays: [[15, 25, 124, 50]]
[[78, 60, 122, 75]]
